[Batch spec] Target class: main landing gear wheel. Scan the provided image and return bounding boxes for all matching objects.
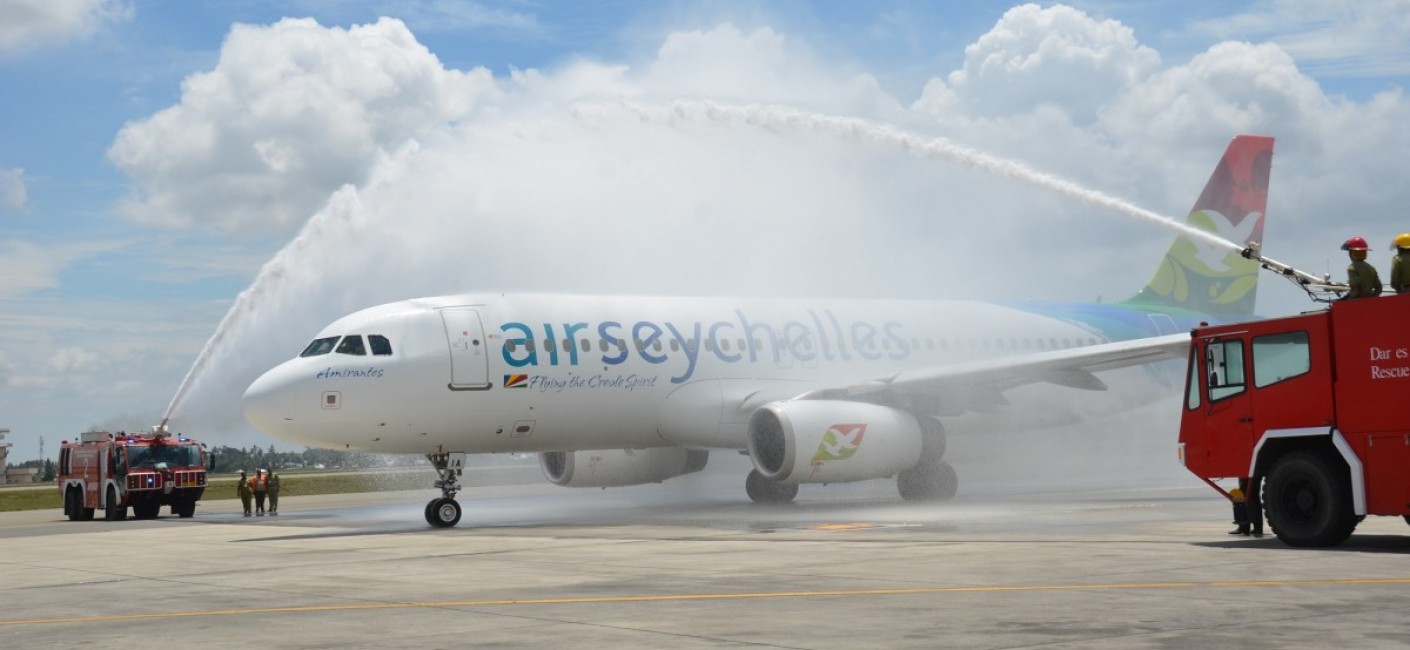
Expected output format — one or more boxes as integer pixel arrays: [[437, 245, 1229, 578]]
[[897, 459, 958, 502], [425, 498, 462, 528], [426, 451, 467, 528], [745, 469, 798, 504]]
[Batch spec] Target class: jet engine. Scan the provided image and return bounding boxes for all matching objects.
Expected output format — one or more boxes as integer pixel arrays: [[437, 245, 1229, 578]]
[[540, 448, 710, 488], [747, 400, 922, 484]]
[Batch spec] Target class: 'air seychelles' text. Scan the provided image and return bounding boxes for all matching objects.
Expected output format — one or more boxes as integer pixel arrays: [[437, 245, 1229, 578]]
[[500, 309, 910, 384]]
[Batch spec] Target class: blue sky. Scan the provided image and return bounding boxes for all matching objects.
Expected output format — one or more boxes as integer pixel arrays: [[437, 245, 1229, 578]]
[[2, 0, 1409, 463]]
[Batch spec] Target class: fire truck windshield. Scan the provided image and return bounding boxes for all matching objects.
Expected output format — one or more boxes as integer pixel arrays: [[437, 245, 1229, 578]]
[[126, 444, 201, 470]]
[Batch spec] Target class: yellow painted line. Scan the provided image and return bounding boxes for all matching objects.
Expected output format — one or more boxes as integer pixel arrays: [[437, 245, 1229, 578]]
[[5, 577, 1410, 627], [809, 522, 879, 531]]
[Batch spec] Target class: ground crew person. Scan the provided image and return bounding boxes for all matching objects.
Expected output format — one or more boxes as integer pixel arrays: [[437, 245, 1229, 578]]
[[252, 469, 268, 516], [1390, 233, 1410, 293], [1341, 236, 1382, 299], [1228, 486, 1249, 535], [267, 469, 281, 516], [1226, 477, 1264, 537], [237, 470, 252, 517]]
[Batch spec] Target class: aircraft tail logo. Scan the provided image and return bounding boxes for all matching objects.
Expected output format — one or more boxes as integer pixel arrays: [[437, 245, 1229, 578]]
[[1124, 135, 1273, 320], [812, 423, 867, 462]]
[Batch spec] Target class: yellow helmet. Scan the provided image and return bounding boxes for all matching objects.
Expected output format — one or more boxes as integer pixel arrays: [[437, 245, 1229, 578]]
[[1393, 233, 1410, 250]]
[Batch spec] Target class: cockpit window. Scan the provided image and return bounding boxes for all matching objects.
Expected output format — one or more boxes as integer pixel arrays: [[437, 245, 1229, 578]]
[[369, 335, 392, 356], [336, 335, 367, 356], [300, 337, 339, 357]]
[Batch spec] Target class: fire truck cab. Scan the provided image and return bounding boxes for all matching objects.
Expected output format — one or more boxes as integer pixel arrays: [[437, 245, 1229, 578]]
[[57, 430, 211, 521], [1179, 293, 1410, 546]]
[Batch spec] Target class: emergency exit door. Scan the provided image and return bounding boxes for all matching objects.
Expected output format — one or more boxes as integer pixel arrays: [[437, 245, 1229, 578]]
[[440, 308, 490, 390]]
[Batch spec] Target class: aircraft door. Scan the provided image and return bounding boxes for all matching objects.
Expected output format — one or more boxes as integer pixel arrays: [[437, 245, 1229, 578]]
[[440, 308, 491, 391]]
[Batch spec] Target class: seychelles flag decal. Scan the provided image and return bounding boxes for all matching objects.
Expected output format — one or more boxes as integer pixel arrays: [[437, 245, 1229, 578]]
[[504, 374, 528, 389]]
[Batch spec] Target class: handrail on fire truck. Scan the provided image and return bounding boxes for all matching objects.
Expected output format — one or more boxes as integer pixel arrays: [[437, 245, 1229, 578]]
[[1240, 241, 1350, 303]]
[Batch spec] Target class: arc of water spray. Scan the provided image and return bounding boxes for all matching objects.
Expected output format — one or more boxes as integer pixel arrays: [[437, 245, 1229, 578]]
[[590, 100, 1244, 255], [162, 195, 351, 425], [167, 101, 1245, 423]]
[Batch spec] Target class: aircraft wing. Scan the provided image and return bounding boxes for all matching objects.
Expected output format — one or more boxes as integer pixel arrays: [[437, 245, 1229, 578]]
[[791, 333, 1192, 414]]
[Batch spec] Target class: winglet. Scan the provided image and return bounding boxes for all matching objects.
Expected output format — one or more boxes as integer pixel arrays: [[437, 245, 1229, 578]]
[[1123, 135, 1274, 319]]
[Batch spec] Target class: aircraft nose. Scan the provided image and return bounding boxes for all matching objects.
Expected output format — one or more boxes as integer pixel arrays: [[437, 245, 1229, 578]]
[[242, 364, 299, 435]]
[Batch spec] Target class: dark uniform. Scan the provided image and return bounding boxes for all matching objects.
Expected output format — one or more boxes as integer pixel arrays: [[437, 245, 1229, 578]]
[[1341, 237, 1382, 299], [267, 471, 281, 516], [237, 471, 253, 517], [1347, 258, 1383, 299], [1390, 233, 1410, 293]]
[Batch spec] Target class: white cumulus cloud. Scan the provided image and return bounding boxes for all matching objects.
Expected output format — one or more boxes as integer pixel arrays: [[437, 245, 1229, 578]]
[[108, 17, 499, 236], [0, 0, 129, 56], [920, 3, 1161, 122]]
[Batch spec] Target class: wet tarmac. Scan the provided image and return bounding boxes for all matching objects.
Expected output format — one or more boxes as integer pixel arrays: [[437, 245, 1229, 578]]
[[5, 469, 1410, 649]]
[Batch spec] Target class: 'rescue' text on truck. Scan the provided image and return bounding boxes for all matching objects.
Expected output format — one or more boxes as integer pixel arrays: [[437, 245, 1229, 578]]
[[1179, 292, 1410, 547], [57, 430, 211, 520]]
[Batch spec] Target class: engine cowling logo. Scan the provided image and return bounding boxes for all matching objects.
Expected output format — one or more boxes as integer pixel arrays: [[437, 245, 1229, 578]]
[[812, 423, 867, 462]]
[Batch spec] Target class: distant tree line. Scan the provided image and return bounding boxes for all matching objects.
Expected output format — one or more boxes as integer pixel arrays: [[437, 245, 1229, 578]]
[[6, 447, 424, 482]]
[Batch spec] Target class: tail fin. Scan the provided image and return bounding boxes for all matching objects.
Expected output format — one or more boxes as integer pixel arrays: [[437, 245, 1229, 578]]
[[1123, 135, 1274, 319]]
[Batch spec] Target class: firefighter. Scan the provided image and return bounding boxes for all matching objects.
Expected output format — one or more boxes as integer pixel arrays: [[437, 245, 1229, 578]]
[[267, 469, 281, 516], [1390, 233, 1410, 294], [1341, 236, 1383, 299], [252, 469, 268, 516], [1246, 476, 1264, 537], [237, 470, 253, 517], [1227, 486, 1249, 535]]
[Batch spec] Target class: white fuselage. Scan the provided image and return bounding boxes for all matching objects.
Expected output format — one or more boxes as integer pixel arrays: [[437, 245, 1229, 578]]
[[242, 293, 1150, 455]]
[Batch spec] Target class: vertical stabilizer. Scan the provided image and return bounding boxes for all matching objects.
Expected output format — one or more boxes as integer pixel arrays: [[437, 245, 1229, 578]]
[[1123, 135, 1274, 319]]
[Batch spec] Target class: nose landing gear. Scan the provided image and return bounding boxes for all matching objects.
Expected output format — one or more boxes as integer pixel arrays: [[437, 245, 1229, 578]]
[[425, 451, 466, 528]]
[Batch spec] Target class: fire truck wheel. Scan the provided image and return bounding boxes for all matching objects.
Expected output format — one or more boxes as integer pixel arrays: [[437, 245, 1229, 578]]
[[1265, 451, 1357, 547], [897, 460, 959, 502], [80, 504, 95, 520], [65, 488, 81, 521], [174, 501, 196, 518], [104, 487, 126, 521], [426, 498, 461, 528]]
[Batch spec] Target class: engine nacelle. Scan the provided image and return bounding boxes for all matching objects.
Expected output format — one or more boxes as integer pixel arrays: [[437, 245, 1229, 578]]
[[747, 401, 922, 484], [540, 448, 710, 488]]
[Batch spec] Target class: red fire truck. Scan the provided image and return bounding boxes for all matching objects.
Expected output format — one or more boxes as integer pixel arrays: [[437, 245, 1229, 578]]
[[57, 430, 211, 521], [1179, 291, 1410, 546]]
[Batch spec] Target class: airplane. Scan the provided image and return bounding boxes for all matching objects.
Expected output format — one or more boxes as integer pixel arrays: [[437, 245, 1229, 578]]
[[242, 135, 1274, 527]]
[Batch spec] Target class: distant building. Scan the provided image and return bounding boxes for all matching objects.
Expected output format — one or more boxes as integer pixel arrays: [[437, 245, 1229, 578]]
[[5, 467, 39, 485], [0, 428, 9, 482]]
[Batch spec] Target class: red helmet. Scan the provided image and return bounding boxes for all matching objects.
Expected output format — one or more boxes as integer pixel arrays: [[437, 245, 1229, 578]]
[[1341, 236, 1370, 251]]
